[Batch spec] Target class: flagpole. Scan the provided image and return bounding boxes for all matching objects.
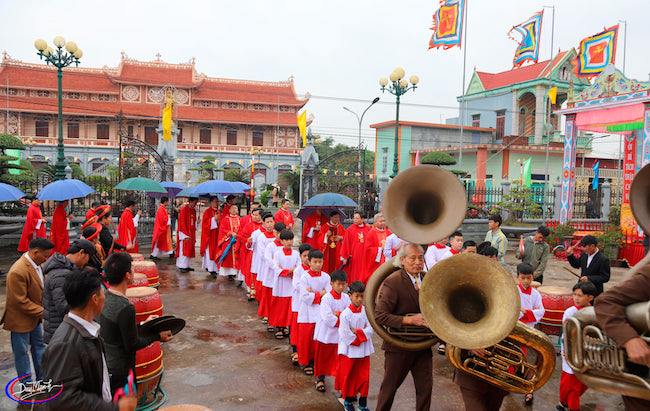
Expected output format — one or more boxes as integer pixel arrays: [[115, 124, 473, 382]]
[[542, 5, 554, 215], [618, 20, 627, 74], [458, 0, 468, 169]]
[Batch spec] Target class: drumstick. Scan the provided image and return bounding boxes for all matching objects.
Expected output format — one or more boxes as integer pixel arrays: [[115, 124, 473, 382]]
[[563, 267, 581, 278]]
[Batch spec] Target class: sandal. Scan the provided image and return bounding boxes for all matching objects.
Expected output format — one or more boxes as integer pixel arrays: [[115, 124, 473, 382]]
[[261, 317, 268, 324], [524, 393, 534, 406], [315, 380, 326, 392], [283, 327, 290, 338], [438, 343, 446, 355], [267, 325, 275, 333], [275, 330, 284, 339], [291, 352, 299, 364], [303, 366, 314, 375]]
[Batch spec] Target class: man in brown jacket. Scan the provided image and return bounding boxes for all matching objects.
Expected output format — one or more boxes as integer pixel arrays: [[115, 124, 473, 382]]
[[375, 242, 432, 411], [1, 237, 54, 384], [594, 266, 650, 410]]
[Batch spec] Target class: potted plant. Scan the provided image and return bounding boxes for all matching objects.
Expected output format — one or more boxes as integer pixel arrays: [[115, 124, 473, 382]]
[[597, 224, 625, 260], [547, 221, 575, 249]]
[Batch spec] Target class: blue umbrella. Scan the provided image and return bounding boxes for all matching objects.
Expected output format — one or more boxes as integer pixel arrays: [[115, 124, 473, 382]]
[[175, 187, 223, 200], [230, 181, 252, 192], [303, 193, 358, 208], [190, 180, 244, 196], [36, 179, 95, 201], [297, 207, 345, 220], [147, 181, 186, 199], [0, 183, 26, 202]]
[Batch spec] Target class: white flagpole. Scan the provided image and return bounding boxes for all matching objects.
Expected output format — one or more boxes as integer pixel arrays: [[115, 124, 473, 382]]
[[543, 5, 555, 212], [458, 0, 469, 169]]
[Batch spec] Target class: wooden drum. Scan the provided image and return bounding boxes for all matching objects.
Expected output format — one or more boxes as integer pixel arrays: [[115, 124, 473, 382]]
[[538, 286, 573, 336], [126, 286, 163, 323], [129, 253, 145, 261], [129, 273, 149, 288], [135, 341, 163, 382], [132, 261, 159, 288]]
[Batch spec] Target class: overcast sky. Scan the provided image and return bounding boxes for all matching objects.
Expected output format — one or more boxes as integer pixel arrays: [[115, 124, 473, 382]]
[[2, 0, 648, 159]]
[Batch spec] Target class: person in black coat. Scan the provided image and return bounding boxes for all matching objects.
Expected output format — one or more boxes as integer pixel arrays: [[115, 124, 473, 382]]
[[95, 207, 129, 256], [566, 234, 610, 296]]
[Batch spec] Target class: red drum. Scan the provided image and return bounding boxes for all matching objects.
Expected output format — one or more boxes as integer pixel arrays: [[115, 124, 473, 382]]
[[538, 286, 573, 336], [129, 253, 145, 261], [126, 286, 163, 323], [135, 341, 163, 381], [159, 406, 213, 411], [132, 261, 159, 288], [531, 281, 542, 289], [128, 273, 149, 288], [136, 359, 163, 404]]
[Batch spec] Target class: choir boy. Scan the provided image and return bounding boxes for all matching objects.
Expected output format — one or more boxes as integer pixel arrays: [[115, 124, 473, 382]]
[[338, 281, 374, 411], [239, 208, 263, 294], [314, 270, 350, 392], [382, 232, 404, 261], [257, 222, 285, 328], [558, 281, 597, 411], [440, 231, 463, 260], [297, 249, 331, 375], [274, 198, 295, 230], [250, 213, 276, 302], [423, 237, 449, 270], [269, 230, 299, 339], [290, 243, 312, 364]]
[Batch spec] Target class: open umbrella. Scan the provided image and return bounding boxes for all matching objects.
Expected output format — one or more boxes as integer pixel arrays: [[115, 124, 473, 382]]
[[230, 181, 252, 192], [303, 193, 358, 208], [175, 187, 224, 201], [114, 177, 166, 193], [297, 207, 346, 220], [147, 181, 186, 199], [189, 180, 244, 196], [36, 179, 95, 201], [0, 183, 26, 202]]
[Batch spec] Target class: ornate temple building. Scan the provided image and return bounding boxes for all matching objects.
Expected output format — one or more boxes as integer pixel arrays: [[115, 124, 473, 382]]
[[0, 52, 309, 186]]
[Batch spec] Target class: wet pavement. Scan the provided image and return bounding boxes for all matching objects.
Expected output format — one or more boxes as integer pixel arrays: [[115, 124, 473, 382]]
[[0, 237, 629, 410]]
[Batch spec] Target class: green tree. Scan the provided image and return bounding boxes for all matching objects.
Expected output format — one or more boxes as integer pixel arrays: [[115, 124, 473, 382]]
[[189, 155, 219, 181], [420, 152, 457, 166], [70, 163, 84, 179], [0, 133, 34, 185], [496, 183, 542, 223], [279, 170, 300, 203], [224, 168, 251, 184]]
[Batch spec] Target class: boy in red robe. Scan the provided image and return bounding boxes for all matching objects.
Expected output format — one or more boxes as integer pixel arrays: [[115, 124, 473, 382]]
[[151, 197, 172, 260], [85, 201, 101, 220], [301, 208, 327, 249], [117, 200, 141, 253], [339, 211, 371, 284], [238, 207, 263, 292], [217, 204, 241, 281], [50, 200, 71, 255], [18, 198, 47, 252], [317, 211, 345, 275], [200, 196, 220, 278], [176, 198, 198, 273], [274, 199, 294, 230], [362, 213, 391, 284]]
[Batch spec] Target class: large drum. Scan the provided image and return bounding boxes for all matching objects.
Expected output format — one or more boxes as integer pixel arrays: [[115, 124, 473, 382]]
[[129, 253, 145, 261], [135, 341, 163, 382], [538, 286, 573, 336], [132, 261, 159, 288], [126, 286, 163, 323], [128, 273, 149, 288]]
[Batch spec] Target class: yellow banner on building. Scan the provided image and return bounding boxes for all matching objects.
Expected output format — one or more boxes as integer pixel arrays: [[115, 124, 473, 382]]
[[162, 104, 172, 141], [297, 111, 307, 147]]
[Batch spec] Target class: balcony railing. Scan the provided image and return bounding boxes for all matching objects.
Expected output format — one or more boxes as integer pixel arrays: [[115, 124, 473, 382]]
[[527, 132, 592, 149]]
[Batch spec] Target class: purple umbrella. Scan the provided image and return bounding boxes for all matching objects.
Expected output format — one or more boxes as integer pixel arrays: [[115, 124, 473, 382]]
[[147, 181, 186, 199]]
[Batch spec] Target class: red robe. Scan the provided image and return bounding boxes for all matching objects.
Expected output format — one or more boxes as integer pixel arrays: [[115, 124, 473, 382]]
[[302, 212, 328, 249], [362, 227, 392, 284], [317, 222, 345, 274], [340, 223, 371, 283], [236, 214, 253, 270], [274, 208, 294, 229], [175, 204, 197, 258], [85, 208, 96, 220], [117, 208, 138, 253], [216, 214, 241, 268], [200, 207, 219, 260], [50, 203, 70, 255], [18, 203, 46, 252], [152, 204, 172, 252], [238, 219, 262, 286]]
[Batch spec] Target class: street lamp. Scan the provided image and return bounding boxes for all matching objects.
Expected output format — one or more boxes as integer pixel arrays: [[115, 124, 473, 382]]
[[343, 97, 380, 204], [25, 136, 37, 158], [35, 36, 82, 180], [379, 68, 418, 178]]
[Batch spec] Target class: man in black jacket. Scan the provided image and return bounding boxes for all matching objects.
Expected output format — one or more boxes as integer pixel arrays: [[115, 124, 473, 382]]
[[99, 252, 172, 393], [42, 268, 136, 410], [566, 234, 610, 296], [42, 239, 96, 343]]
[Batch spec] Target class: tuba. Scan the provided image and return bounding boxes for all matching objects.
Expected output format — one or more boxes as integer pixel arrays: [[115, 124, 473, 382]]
[[365, 165, 556, 393], [563, 162, 650, 400]]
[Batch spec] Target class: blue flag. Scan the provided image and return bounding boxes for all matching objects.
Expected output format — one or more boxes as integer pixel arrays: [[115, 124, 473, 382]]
[[592, 161, 600, 189]]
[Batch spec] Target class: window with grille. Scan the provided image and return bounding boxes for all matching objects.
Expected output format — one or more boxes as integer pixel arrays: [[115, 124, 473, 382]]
[[98, 94, 110, 102], [35, 119, 49, 137], [382, 155, 388, 173], [37, 90, 50, 98], [252, 131, 263, 146], [145, 126, 158, 145], [127, 125, 134, 137], [472, 114, 480, 128], [227, 129, 237, 145], [496, 110, 505, 139], [97, 123, 110, 140], [200, 128, 212, 144], [68, 122, 79, 138], [177, 128, 183, 143]]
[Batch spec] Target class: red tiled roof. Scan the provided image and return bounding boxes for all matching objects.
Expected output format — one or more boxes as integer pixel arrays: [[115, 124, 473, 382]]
[[476, 51, 569, 91], [0, 56, 308, 125]]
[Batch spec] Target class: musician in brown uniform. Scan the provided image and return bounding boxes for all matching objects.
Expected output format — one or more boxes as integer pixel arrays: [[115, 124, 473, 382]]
[[375, 242, 432, 411], [594, 267, 650, 410]]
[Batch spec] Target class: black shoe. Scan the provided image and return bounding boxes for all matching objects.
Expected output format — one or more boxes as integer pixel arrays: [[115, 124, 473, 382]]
[[179, 268, 190, 273], [149, 255, 160, 261], [187, 267, 195, 271], [236, 280, 243, 287], [210, 271, 217, 278], [228, 275, 235, 281]]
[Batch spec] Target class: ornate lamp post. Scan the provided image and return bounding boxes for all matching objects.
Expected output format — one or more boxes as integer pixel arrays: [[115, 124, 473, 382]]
[[34, 36, 83, 180], [343, 97, 380, 204], [379, 68, 418, 178], [251, 147, 264, 202]]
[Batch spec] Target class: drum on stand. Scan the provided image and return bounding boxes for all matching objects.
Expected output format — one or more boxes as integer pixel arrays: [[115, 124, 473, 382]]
[[132, 261, 159, 288], [538, 286, 573, 336], [126, 286, 163, 323], [129, 273, 149, 288], [158, 406, 213, 411], [130, 253, 145, 261]]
